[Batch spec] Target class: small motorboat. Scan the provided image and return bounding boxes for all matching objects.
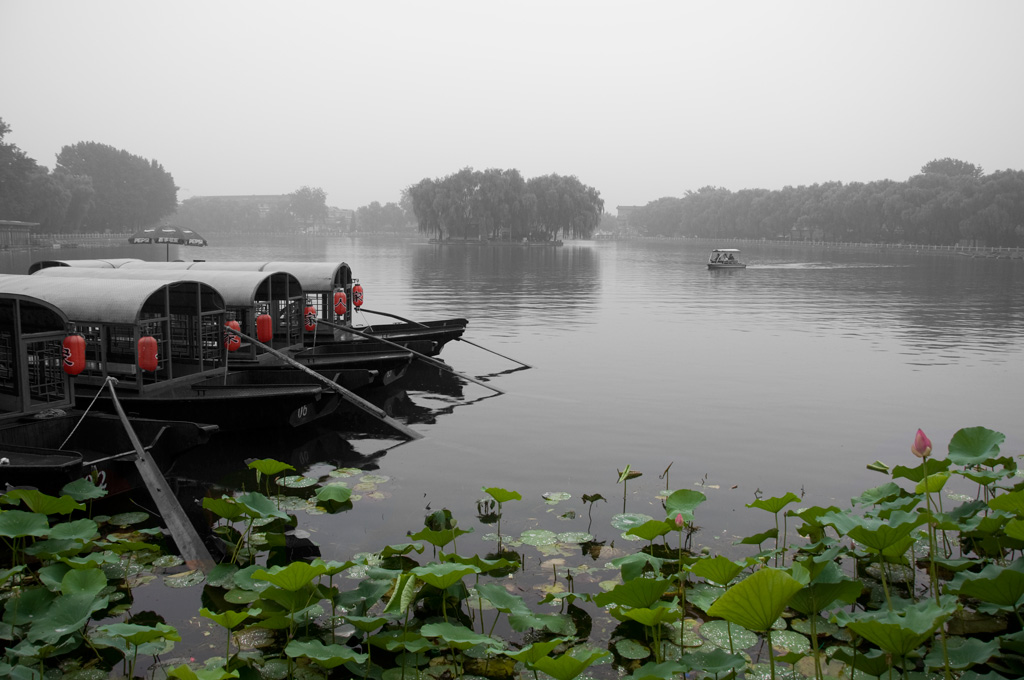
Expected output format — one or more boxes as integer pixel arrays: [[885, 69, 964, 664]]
[[708, 248, 746, 269]]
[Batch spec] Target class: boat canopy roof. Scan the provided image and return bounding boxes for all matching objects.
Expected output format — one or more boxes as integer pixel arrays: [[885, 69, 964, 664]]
[[0, 292, 68, 335], [28, 258, 143, 273], [0, 274, 224, 325], [119, 260, 351, 292], [710, 248, 741, 253], [33, 267, 303, 307]]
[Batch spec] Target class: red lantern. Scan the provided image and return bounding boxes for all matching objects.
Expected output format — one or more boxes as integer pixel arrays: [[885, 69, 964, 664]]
[[61, 334, 86, 376], [224, 320, 241, 352], [303, 306, 318, 332], [333, 291, 347, 316], [256, 314, 273, 343], [138, 336, 159, 372], [353, 282, 364, 308]]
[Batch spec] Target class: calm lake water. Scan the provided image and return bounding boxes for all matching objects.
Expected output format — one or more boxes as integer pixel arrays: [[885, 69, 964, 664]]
[[4, 237, 1024, 658]]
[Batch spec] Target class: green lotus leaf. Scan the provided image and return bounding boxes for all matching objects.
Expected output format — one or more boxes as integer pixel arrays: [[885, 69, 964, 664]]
[[247, 458, 295, 477], [504, 637, 570, 665], [2, 489, 85, 515], [315, 484, 353, 504], [626, 519, 673, 541], [370, 629, 435, 653], [746, 492, 801, 515], [29, 592, 108, 643], [440, 551, 516, 572], [594, 577, 672, 609], [845, 511, 927, 557], [691, 555, 745, 586], [200, 607, 260, 630], [163, 570, 206, 589], [201, 496, 245, 521], [235, 492, 290, 520], [483, 486, 521, 503], [892, 459, 951, 484], [407, 526, 472, 549], [285, 638, 368, 667], [610, 552, 666, 581], [923, 635, 999, 670], [990, 490, 1024, 517], [828, 648, 892, 678], [948, 426, 1005, 466], [253, 562, 327, 591], [419, 621, 501, 650], [610, 513, 653, 531], [107, 511, 149, 526], [706, 568, 803, 632], [681, 647, 746, 674], [168, 664, 240, 680], [278, 475, 317, 489], [832, 595, 957, 657], [621, 603, 680, 627], [520, 529, 558, 546], [948, 560, 1024, 610], [531, 647, 609, 680], [0, 509, 49, 538], [686, 582, 725, 613], [542, 491, 571, 504], [615, 638, 651, 660], [411, 562, 480, 590], [60, 477, 108, 502], [476, 582, 530, 614], [2, 586, 57, 625], [699, 619, 758, 649], [665, 489, 707, 522], [915, 471, 951, 494], [850, 482, 903, 507], [61, 567, 106, 598], [736, 528, 778, 546], [556, 531, 594, 544]]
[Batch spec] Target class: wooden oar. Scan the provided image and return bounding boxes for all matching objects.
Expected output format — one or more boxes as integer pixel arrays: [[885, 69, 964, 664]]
[[318, 318, 505, 395], [104, 378, 216, 573], [226, 326, 423, 440], [357, 308, 532, 369]]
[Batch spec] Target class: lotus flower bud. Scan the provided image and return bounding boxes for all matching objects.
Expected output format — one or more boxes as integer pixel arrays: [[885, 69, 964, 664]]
[[674, 513, 684, 528], [912, 429, 932, 459]]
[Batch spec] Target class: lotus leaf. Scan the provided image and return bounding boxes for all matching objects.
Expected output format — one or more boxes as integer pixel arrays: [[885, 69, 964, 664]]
[[923, 635, 999, 670], [247, 458, 295, 476], [556, 531, 593, 544], [531, 647, 609, 680], [594, 577, 671, 609], [1, 489, 85, 515], [691, 555, 744, 586], [284, 638, 368, 667], [615, 638, 651, 660], [832, 595, 957, 657], [681, 647, 746, 674], [746, 492, 801, 515], [168, 664, 240, 680], [163, 570, 206, 589], [706, 568, 803, 632], [107, 511, 149, 526], [277, 475, 317, 488], [519, 529, 557, 546], [948, 426, 1004, 466], [0, 509, 49, 538], [626, 519, 673, 541], [408, 526, 472, 549], [419, 621, 501, 650], [315, 484, 353, 504], [542, 492, 571, 504], [60, 478, 108, 502], [610, 513, 653, 531]]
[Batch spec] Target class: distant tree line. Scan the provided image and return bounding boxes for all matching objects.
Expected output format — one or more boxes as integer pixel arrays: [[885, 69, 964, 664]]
[[628, 159, 1024, 246], [0, 118, 177, 232], [354, 200, 413, 234], [405, 167, 605, 241]]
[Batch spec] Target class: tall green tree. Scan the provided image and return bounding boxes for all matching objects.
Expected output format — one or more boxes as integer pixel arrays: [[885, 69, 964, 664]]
[[56, 141, 177, 230], [289, 186, 328, 228]]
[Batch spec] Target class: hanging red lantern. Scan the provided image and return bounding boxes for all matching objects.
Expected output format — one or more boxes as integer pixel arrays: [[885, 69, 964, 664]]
[[138, 336, 159, 372], [303, 306, 318, 331], [61, 334, 86, 376], [224, 320, 242, 352], [353, 282, 364, 308], [256, 314, 273, 343], [333, 291, 347, 316]]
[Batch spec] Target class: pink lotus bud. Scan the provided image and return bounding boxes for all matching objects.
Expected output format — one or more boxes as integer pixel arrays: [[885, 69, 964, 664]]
[[911, 429, 932, 459], [675, 513, 684, 528]]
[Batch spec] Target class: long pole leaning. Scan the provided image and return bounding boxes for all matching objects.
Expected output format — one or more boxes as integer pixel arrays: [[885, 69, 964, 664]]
[[227, 326, 423, 441], [104, 377, 216, 573], [319, 318, 505, 395], [358, 308, 532, 369]]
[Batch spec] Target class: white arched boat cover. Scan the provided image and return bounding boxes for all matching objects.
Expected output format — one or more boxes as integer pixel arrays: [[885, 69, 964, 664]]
[[27, 258, 144, 274]]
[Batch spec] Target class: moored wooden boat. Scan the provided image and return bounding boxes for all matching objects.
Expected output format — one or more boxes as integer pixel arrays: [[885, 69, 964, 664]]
[[0, 275, 343, 432], [0, 290, 217, 494]]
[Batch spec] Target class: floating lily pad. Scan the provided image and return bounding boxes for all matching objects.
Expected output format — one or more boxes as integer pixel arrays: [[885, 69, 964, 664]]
[[361, 474, 390, 484], [556, 531, 594, 544], [108, 512, 149, 526], [771, 630, 810, 653], [278, 475, 318, 489], [224, 588, 261, 604], [163, 569, 206, 589], [520, 530, 558, 546], [353, 482, 377, 492], [153, 555, 184, 570], [615, 638, 650, 660], [699, 620, 759, 649], [610, 513, 653, 531], [542, 492, 571, 504], [790, 617, 842, 638], [558, 510, 577, 520], [329, 467, 361, 478]]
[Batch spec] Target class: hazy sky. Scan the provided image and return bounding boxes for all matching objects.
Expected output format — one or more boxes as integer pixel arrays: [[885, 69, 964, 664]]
[[3, 1, 1022, 214]]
